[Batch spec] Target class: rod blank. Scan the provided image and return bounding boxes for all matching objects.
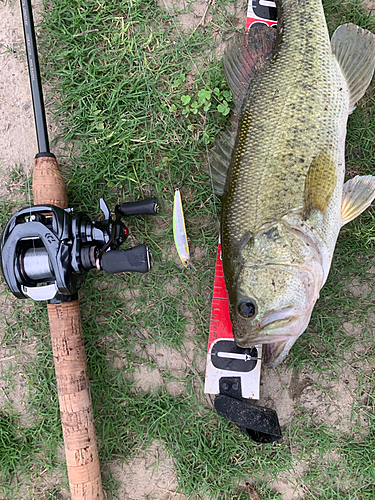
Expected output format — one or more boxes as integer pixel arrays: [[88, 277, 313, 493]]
[[20, 0, 49, 154]]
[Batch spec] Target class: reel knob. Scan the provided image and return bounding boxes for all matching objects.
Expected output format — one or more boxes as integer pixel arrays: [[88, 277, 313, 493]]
[[116, 197, 158, 216], [100, 245, 152, 274]]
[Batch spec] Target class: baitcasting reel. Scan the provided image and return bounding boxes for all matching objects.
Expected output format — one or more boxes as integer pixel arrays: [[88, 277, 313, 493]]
[[0, 197, 158, 301]]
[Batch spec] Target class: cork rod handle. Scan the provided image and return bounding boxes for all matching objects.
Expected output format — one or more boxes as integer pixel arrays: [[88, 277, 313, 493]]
[[33, 155, 104, 500]]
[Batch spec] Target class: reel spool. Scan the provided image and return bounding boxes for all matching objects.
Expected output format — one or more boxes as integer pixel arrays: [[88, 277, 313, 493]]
[[1, 197, 157, 301]]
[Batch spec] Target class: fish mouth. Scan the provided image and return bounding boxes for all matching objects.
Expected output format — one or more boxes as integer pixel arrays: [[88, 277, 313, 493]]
[[234, 313, 298, 347], [259, 309, 296, 329], [233, 307, 314, 365]]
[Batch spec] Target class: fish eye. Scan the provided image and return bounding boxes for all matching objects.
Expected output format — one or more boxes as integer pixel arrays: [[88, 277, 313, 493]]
[[237, 299, 257, 318]]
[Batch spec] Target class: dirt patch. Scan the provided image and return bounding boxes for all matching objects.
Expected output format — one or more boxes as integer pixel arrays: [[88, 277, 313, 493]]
[[159, 0, 246, 35], [257, 360, 367, 434], [109, 441, 197, 500], [363, 0, 375, 11], [297, 369, 363, 433], [257, 366, 296, 428], [270, 462, 306, 500], [113, 329, 207, 399], [346, 278, 372, 299], [0, 0, 40, 199], [259, 357, 370, 435]]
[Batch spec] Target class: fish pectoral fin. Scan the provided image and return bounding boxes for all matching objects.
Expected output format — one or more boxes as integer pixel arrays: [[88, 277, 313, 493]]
[[303, 151, 337, 219], [341, 175, 375, 226], [331, 23, 375, 110], [235, 229, 253, 252], [224, 24, 277, 113]]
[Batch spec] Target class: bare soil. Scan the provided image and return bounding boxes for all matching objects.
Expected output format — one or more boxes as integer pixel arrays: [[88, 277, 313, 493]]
[[1, 0, 375, 499]]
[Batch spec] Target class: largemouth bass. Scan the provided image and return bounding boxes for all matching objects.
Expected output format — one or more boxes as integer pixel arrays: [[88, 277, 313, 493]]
[[210, 0, 375, 367]]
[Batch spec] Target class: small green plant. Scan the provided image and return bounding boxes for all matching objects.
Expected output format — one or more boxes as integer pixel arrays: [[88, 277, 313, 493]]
[[180, 86, 232, 116]]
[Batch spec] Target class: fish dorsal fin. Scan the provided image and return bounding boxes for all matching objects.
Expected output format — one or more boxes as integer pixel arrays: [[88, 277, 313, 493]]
[[304, 151, 337, 219], [341, 175, 375, 226], [331, 23, 375, 110], [207, 127, 236, 195], [223, 24, 277, 113], [207, 25, 277, 196]]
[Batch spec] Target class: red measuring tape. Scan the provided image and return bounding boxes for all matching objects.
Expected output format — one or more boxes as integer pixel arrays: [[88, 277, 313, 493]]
[[204, 241, 262, 398]]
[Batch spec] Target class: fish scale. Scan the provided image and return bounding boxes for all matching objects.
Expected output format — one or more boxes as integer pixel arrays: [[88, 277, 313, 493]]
[[210, 0, 375, 367]]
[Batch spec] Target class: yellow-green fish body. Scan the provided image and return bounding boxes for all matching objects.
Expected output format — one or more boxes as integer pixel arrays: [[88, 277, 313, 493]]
[[210, 0, 375, 367]]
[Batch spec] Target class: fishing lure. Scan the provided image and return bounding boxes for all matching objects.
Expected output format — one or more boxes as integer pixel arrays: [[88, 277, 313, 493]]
[[173, 188, 194, 269]]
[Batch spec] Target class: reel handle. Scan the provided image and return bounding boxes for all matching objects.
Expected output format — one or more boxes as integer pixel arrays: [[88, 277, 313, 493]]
[[33, 153, 104, 499], [116, 196, 158, 216], [101, 244, 152, 274]]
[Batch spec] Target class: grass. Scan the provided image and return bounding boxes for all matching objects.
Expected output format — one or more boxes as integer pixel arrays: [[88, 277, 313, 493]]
[[1, 0, 375, 498]]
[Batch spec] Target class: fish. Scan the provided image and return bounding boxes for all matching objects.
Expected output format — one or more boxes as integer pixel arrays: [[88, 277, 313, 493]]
[[209, 0, 375, 367]]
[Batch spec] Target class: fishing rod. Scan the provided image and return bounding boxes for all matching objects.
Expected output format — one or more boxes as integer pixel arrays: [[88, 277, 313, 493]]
[[1, 0, 158, 497]]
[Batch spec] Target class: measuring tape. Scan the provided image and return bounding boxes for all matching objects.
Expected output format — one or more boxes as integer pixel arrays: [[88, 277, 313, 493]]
[[204, 241, 262, 399], [246, 0, 278, 30]]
